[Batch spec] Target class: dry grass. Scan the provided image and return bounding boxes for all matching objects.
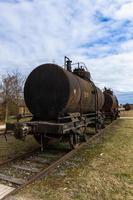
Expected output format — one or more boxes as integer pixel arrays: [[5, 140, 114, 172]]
[[10, 118, 133, 200], [0, 135, 39, 162], [120, 110, 133, 117]]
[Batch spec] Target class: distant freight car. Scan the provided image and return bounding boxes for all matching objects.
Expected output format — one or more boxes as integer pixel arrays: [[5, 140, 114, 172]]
[[123, 103, 131, 111]]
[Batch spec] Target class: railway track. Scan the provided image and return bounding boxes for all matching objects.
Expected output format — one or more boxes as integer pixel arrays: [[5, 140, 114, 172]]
[[0, 123, 113, 200]]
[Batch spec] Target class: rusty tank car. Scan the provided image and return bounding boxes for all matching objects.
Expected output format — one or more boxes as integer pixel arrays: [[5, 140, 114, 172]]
[[24, 64, 104, 120], [7, 57, 119, 149], [123, 103, 131, 111], [102, 88, 119, 120]]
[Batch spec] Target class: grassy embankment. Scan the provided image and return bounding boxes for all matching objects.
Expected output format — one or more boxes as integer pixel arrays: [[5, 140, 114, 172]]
[[8, 111, 133, 200], [120, 110, 133, 117], [0, 135, 39, 162], [0, 115, 39, 162]]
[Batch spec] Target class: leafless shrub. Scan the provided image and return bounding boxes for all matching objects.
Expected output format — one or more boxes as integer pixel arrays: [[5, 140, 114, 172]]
[[0, 70, 25, 122]]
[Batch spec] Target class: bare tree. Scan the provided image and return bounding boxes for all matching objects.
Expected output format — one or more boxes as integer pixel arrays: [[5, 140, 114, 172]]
[[0, 70, 24, 122]]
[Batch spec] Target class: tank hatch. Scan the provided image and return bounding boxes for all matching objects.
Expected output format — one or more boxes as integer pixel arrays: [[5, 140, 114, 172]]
[[73, 68, 91, 80]]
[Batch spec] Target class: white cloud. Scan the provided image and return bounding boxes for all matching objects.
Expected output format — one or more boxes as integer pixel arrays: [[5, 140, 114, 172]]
[[0, 0, 133, 96], [120, 40, 133, 52], [87, 52, 133, 92], [115, 2, 133, 20]]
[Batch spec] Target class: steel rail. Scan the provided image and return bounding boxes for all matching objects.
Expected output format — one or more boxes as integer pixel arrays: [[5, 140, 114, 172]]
[[0, 147, 40, 168]]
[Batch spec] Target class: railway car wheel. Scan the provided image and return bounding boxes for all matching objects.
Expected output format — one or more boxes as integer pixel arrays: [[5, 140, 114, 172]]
[[69, 132, 80, 149]]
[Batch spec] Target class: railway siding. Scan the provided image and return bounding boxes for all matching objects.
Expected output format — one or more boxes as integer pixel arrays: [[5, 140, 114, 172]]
[[8, 117, 133, 200]]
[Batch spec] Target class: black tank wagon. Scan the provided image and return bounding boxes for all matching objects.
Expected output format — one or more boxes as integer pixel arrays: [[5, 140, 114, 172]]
[[102, 88, 119, 120], [9, 57, 119, 149], [24, 64, 104, 120]]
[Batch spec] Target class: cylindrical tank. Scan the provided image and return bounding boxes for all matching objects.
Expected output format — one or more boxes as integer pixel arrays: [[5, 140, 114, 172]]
[[24, 64, 104, 120], [102, 92, 118, 112]]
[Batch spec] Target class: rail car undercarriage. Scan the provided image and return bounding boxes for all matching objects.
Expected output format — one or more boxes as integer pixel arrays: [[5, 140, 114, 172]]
[[9, 112, 104, 150]]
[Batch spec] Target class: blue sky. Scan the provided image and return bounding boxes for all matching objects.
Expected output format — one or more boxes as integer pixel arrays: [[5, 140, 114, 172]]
[[0, 0, 133, 103]]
